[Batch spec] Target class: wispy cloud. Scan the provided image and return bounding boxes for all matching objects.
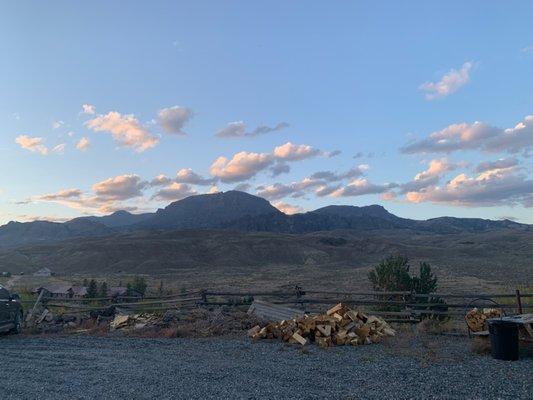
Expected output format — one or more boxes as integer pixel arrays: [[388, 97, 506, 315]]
[[82, 104, 96, 114], [76, 137, 90, 151], [419, 61, 473, 100], [15, 135, 49, 155], [52, 120, 65, 129], [216, 121, 289, 138]]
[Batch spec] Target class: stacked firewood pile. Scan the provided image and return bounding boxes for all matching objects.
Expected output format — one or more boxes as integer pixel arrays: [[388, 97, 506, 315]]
[[248, 303, 396, 347], [464, 308, 502, 332]]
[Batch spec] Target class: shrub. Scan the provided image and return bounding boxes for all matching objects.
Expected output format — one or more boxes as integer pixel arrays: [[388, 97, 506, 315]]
[[368, 255, 447, 318]]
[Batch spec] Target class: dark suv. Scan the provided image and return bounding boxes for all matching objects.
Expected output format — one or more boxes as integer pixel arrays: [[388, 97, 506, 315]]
[[0, 285, 23, 334]]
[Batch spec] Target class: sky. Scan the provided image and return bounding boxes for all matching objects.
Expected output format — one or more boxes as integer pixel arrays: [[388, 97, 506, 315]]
[[1, 1, 532, 224]]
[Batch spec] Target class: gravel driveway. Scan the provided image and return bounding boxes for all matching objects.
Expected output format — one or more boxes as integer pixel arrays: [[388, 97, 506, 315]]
[[1, 335, 531, 399]]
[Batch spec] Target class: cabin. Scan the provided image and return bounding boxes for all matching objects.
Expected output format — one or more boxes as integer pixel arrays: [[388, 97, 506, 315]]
[[34, 284, 87, 299]]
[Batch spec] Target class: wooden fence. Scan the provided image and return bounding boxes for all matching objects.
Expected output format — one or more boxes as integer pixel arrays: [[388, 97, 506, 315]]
[[22, 287, 532, 323]]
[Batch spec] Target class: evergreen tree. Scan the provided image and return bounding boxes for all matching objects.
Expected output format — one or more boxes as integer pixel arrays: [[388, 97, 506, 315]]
[[86, 279, 98, 298], [132, 276, 147, 296], [99, 281, 108, 298], [368, 255, 412, 292], [412, 262, 438, 295]]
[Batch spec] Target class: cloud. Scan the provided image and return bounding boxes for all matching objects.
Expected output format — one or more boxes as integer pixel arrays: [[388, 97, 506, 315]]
[[76, 137, 90, 151], [52, 120, 65, 129], [475, 157, 518, 173], [233, 183, 251, 192], [15, 135, 48, 155], [150, 174, 172, 187], [327, 150, 342, 158], [330, 179, 397, 197], [401, 115, 533, 155], [157, 106, 193, 135], [176, 168, 214, 185], [419, 61, 473, 100], [82, 104, 96, 114], [31, 175, 154, 215], [270, 163, 291, 177], [405, 167, 533, 207], [399, 158, 461, 193], [51, 143, 67, 154], [256, 164, 371, 201], [152, 183, 196, 201], [273, 201, 304, 215], [86, 111, 159, 152], [216, 121, 289, 138], [92, 174, 148, 201], [521, 45, 533, 54], [17, 214, 73, 223], [37, 189, 83, 201], [273, 142, 321, 161], [310, 164, 369, 182], [257, 178, 323, 201], [210, 151, 274, 182]]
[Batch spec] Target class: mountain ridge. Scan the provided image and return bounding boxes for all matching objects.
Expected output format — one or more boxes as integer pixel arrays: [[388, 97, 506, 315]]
[[0, 190, 529, 248]]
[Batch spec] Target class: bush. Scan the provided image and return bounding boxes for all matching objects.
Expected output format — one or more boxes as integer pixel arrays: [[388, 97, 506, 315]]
[[368, 255, 412, 293], [368, 255, 447, 318]]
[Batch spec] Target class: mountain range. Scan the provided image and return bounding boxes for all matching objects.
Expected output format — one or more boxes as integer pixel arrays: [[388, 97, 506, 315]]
[[0, 190, 529, 249]]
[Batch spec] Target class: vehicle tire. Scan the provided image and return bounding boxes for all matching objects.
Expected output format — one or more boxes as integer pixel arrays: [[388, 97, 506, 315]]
[[9, 312, 22, 335]]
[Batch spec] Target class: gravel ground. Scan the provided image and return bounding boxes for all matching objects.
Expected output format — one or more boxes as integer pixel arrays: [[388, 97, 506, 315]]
[[0, 334, 531, 400]]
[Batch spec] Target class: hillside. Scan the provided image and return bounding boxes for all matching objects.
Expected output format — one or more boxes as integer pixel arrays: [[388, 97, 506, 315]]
[[1, 229, 531, 292]]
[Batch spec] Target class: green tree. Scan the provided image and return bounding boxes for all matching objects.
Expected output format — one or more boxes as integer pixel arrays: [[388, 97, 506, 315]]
[[99, 281, 108, 298], [411, 262, 447, 319], [412, 262, 438, 295], [86, 279, 98, 298], [368, 255, 413, 292], [127, 276, 147, 296], [369, 256, 447, 317]]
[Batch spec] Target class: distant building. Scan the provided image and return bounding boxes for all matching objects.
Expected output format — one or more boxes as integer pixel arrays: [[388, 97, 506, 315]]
[[71, 286, 88, 298], [33, 268, 52, 277], [34, 284, 87, 299], [108, 286, 142, 299]]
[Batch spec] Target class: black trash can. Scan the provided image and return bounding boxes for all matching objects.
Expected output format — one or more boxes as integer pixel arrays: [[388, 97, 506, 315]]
[[488, 320, 519, 361]]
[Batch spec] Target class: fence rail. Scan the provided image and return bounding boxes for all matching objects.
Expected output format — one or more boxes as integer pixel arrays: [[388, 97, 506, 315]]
[[26, 287, 532, 322]]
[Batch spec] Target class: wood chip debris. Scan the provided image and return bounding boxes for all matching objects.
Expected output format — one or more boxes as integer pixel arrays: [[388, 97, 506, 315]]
[[464, 308, 502, 332], [248, 303, 396, 347]]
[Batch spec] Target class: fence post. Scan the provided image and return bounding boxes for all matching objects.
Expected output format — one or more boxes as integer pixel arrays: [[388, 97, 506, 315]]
[[515, 289, 523, 314]]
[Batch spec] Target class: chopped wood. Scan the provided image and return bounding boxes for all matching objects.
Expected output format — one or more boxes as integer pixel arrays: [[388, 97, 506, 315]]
[[326, 303, 344, 316], [250, 303, 396, 348], [292, 332, 307, 346], [248, 325, 261, 337], [465, 308, 502, 332]]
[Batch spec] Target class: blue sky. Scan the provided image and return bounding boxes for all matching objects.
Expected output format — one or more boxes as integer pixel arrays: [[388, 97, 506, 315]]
[[1, 1, 532, 224]]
